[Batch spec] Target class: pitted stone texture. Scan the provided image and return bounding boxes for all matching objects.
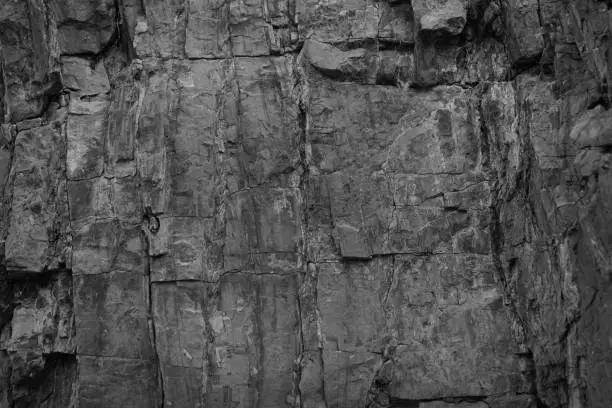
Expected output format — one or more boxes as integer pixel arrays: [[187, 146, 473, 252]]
[[61, 57, 110, 97]]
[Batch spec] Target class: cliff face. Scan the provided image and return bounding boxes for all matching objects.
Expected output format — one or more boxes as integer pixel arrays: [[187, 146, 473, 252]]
[[0, 1, 610, 407]]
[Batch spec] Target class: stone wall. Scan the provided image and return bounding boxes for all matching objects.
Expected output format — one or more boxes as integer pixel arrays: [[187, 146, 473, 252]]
[[0, 0, 610, 407]]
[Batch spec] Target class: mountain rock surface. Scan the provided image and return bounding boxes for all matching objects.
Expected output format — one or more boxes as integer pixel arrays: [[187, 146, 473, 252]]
[[0, 0, 611, 407]]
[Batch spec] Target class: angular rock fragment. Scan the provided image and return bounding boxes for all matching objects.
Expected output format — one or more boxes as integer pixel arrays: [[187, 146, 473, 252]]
[[66, 98, 108, 181], [302, 39, 414, 86], [52, 0, 117, 54], [501, 0, 544, 64], [5, 122, 69, 276], [412, 0, 468, 35], [302, 39, 368, 79], [61, 57, 110, 96], [0, 0, 59, 122]]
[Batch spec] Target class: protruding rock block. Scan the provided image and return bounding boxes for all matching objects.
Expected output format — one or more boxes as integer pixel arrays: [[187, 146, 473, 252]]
[[301, 39, 415, 86], [61, 57, 110, 96], [302, 39, 368, 79], [53, 0, 117, 54], [104, 72, 141, 178], [572, 106, 612, 149], [5, 123, 69, 276], [66, 98, 108, 180], [0, 0, 59, 122], [501, 0, 544, 65], [412, 0, 467, 35]]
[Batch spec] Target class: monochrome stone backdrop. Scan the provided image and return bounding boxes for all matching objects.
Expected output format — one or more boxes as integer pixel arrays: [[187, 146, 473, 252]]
[[0, 0, 611, 407]]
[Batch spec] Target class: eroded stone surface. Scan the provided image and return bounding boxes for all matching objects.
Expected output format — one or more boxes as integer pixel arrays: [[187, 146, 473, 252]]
[[5, 121, 70, 276], [2, 0, 612, 407]]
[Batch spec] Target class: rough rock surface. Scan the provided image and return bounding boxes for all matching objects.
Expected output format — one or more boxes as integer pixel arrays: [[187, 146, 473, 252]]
[[0, 0, 611, 407]]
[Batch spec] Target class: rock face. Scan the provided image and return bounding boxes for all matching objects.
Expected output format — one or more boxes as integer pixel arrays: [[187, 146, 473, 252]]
[[0, 1, 611, 407]]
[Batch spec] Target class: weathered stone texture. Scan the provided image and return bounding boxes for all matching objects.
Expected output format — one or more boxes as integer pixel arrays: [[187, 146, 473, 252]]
[[1, 0, 612, 407]]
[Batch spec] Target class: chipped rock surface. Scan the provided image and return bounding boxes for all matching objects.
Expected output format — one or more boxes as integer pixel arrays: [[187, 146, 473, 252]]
[[0, 0, 611, 407]]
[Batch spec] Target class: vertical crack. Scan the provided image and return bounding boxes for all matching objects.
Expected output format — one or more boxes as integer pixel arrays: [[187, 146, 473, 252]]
[[293, 50, 329, 408], [0, 56, 6, 123], [131, 66, 164, 408], [143, 238, 164, 408], [296, 52, 309, 408], [114, 0, 137, 61]]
